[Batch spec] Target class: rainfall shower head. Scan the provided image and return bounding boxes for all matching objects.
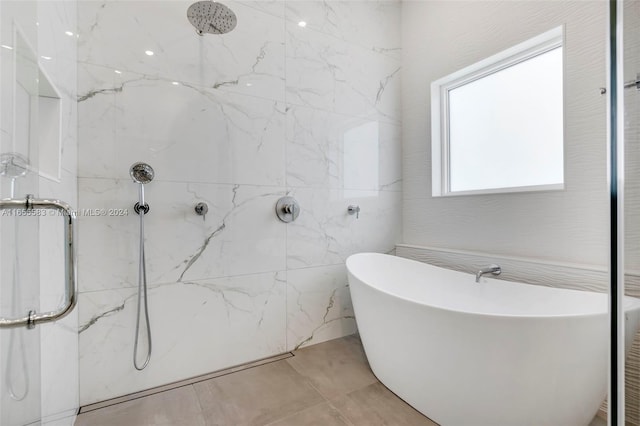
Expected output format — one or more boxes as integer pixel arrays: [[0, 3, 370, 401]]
[[129, 162, 155, 184], [187, 1, 237, 35], [0, 152, 29, 179]]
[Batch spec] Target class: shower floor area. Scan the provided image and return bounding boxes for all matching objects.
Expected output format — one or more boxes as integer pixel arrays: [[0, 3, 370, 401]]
[[74, 334, 436, 426], [74, 334, 607, 426]]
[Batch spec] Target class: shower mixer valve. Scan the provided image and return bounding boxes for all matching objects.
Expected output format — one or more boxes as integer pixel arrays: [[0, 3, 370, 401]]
[[275, 196, 300, 223]]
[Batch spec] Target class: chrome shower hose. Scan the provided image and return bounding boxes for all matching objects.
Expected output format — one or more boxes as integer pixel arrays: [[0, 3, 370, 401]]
[[133, 197, 152, 371]]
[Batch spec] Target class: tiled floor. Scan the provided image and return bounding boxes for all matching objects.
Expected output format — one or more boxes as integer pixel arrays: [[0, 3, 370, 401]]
[[75, 334, 607, 426], [75, 334, 437, 426]]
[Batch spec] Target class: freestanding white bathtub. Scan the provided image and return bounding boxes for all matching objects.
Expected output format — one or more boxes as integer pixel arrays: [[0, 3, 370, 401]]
[[346, 253, 640, 426]]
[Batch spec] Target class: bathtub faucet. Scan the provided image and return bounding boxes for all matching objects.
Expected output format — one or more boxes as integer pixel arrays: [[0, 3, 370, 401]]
[[475, 264, 501, 283]]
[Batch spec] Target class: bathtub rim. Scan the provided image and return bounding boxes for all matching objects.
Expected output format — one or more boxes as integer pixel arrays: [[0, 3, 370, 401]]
[[347, 252, 640, 320]]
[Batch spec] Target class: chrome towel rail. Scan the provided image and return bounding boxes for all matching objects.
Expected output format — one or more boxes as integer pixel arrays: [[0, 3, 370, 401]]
[[0, 195, 77, 329]]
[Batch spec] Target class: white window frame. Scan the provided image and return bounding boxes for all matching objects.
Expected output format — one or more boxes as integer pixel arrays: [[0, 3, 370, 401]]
[[431, 26, 565, 197]]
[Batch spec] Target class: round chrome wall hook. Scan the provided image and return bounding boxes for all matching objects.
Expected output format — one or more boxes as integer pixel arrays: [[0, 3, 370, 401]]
[[195, 202, 208, 216], [195, 202, 208, 221]]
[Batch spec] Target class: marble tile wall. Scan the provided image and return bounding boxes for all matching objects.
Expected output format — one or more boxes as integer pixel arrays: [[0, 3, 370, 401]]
[[77, 0, 401, 405]]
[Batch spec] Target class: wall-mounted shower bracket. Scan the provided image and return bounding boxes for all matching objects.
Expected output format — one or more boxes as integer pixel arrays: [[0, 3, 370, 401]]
[[276, 196, 300, 223], [134, 202, 150, 215]]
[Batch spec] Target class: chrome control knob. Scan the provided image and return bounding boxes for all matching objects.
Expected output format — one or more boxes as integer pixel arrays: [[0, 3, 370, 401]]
[[276, 196, 300, 223]]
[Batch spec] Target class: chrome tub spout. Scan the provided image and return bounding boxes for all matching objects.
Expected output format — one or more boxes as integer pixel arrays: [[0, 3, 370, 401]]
[[475, 264, 501, 283]]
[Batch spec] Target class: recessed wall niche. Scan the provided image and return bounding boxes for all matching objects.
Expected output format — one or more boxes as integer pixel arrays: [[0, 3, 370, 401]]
[[14, 26, 62, 182]]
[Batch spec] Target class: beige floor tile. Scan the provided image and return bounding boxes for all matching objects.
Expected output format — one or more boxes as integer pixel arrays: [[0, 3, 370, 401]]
[[74, 385, 205, 426], [286, 334, 377, 399], [589, 414, 606, 426], [331, 382, 438, 426], [266, 402, 350, 426], [194, 360, 325, 426], [74, 335, 444, 426]]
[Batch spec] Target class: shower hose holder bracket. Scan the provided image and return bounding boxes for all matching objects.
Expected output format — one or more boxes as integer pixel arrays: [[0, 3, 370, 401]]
[[134, 202, 150, 215]]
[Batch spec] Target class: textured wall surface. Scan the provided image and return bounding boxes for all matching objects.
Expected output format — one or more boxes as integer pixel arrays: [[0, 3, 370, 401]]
[[402, 1, 607, 266], [625, 1, 640, 424], [76, 0, 402, 405], [624, 4, 640, 272]]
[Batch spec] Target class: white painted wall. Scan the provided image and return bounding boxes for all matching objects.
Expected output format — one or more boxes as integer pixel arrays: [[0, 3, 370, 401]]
[[402, 1, 608, 266]]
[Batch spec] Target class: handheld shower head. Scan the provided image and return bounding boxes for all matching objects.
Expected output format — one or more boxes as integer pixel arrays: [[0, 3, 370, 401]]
[[130, 163, 154, 215], [187, 1, 237, 35], [130, 162, 155, 184]]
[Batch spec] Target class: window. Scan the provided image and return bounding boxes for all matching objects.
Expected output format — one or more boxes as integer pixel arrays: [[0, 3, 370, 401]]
[[431, 26, 564, 196]]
